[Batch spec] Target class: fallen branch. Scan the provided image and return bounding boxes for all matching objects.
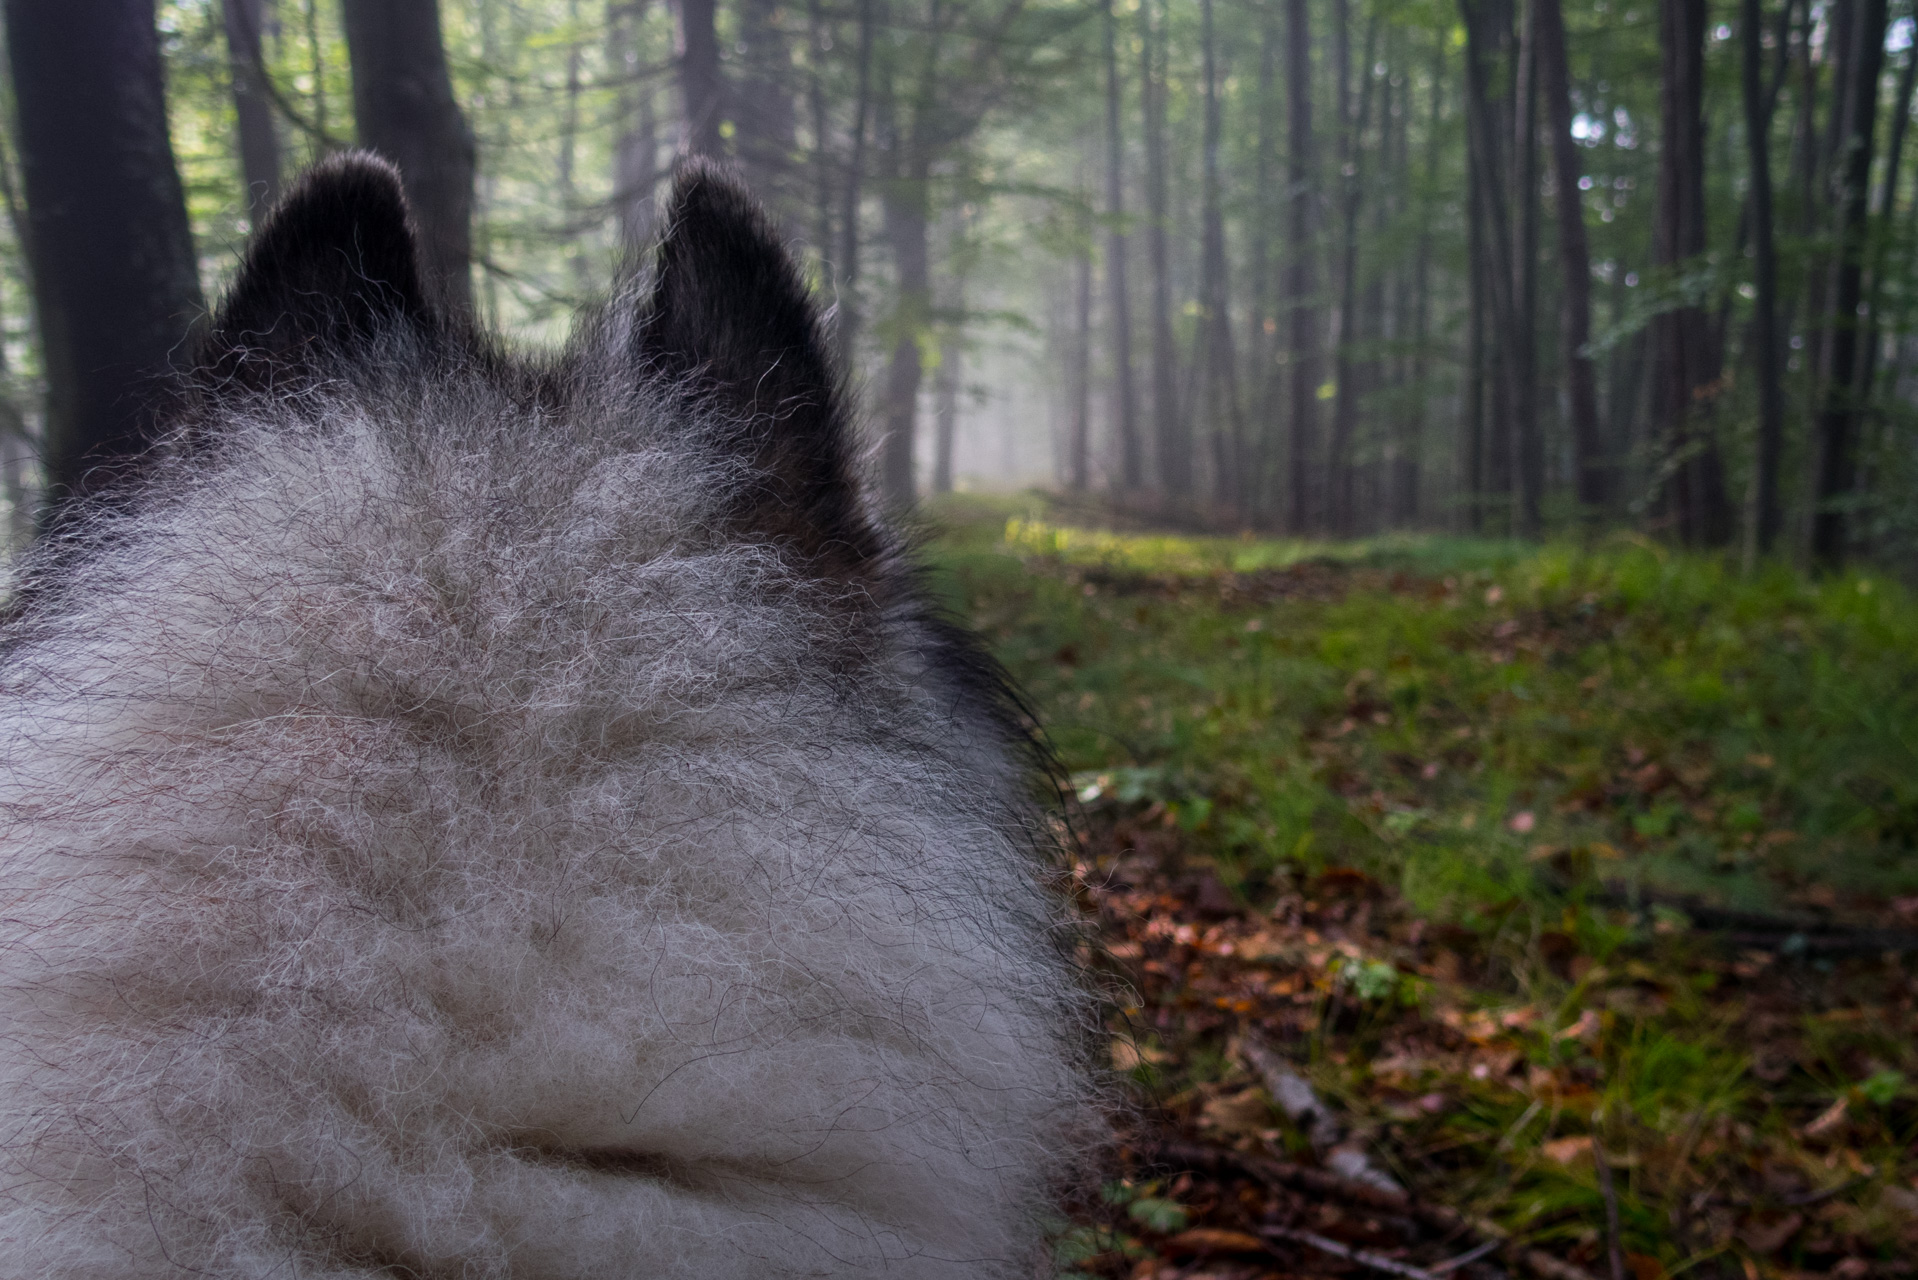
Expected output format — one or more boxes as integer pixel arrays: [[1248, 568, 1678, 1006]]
[[1239, 1034, 1402, 1193], [1149, 1139, 1601, 1280], [1262, 1225, 1437, 1279]]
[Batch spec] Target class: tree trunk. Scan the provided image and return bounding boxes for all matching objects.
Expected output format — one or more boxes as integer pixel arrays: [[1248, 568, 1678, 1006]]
[[221, 0, 281, 219], [1654, 0, 1731, 546], [880, 154, 931, 506], [1462, 0, 1524, 533], [1509, 0, 1542, 537], [1328, 11, 1378, 535], [737, 0, 796, 203], [1536, 0, 1604, 519], [808, 0, 833, 264], [1401, 33, 1443, 526], [1140, 0, 1188, 498], [557, 0, 589, 291], [1103, 0, 1141, 492], [1742, 0, 1785, 556], [1198, 0, 1244, 511], [5, 0, 205, 505], [1068, 223, 1093, 492], [835, 0, 877, 372], [933, 275, 962, 495], [1284, 0, 1320, 532], [1809, 0, 1887, 564], [671, 0, 724, 158], [610, 0, 658, 246], [340, 0, 476, 315]]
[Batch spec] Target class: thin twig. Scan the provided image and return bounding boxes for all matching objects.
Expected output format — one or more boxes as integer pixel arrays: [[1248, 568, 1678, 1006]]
[[1589, 1131, 1628, 1280], [1150, 1139, 1604, 1280], [1431, 1238, 1503, 1274], [1262, 1225, 1437, 1280]]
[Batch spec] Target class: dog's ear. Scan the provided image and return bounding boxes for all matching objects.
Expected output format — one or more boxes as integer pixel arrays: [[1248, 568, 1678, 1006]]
[[199, 152, 438, 391], [636, 161, 884, 580]]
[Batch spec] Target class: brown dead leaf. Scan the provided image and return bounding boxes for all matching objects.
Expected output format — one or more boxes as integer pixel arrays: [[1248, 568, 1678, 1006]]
[[1625, 1254, 1666, 1280], [1199, 1087, 1271, 1135], [1160, 1228, 1268, 1257], [1800, 1097, 1848, 1140], [1542, 1134, 1593, 1164]]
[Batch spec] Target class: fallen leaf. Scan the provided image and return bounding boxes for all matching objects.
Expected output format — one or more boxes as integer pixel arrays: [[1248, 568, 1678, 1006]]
[[1161, 1228, 1267, 1257], [1508, 810, 1536, 834], [1555, 1009, 1602, 1043], [1542, 1134, 1593, 1164], [1626, 1254, 1667, 1280], [1199, 1088, 1271, 1135], [1801, 1097, 1848, 1140]]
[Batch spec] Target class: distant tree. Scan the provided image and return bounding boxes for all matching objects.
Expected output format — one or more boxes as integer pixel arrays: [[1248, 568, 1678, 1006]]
[[1102, 0, 1140, 493], [671, 0, 724, 158], [1653, 0, 1731, 546], [340, 0, 477, 314], [4, 0, 204, 506], [221, 0, 281, 219]]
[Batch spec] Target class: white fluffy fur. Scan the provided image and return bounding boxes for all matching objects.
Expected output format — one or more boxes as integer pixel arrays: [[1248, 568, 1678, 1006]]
[[0, 343, 1091, 1277]]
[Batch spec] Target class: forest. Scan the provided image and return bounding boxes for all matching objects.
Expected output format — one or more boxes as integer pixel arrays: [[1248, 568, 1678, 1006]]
[[6, 0, 1918, 1275]]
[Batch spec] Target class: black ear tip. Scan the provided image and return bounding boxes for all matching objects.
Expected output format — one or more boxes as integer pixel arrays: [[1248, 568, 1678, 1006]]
[[245, 151, 416, 281], [664, 158, 759, 222]]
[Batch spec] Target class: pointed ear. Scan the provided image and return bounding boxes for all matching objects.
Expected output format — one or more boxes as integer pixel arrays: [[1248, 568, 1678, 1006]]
[[199, 152, 438, 390], [636, 161, 883, 580]]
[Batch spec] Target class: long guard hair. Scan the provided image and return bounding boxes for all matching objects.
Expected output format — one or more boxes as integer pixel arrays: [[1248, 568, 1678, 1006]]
[[0, 156, 1094, 1278]]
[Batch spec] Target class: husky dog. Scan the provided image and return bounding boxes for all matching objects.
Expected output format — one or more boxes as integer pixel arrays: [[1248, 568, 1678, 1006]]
[[0, 156, 1091, 1278]]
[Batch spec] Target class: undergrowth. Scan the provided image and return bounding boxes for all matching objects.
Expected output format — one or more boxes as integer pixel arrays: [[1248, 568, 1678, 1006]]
[[926, 493, 1918, 1277]]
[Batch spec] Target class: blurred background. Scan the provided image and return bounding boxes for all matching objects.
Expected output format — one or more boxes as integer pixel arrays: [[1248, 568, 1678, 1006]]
[[0, 0, 1915, 563]]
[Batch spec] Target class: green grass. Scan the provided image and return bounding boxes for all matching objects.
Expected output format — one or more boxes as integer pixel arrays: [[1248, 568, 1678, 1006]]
[[929, 493, 1918, 919]]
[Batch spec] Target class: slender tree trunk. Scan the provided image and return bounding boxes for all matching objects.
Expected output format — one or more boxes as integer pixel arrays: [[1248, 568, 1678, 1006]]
[[835, 0, 877, 372], [610, 0, 658, 246], [1199, 0, 1244, 510], [1329, 14, 1378, 535], [1809, 0, 1887, 564], [1068, 224, 1093, 492], [1742, 0, 1785, 557], [737, 0, 795, 202], [672, 0, 724, 158], [5, 0, 205, 505], [557, 0, 590, 291], [933, 258, 963, 495], [1141, 0, 1188, 498], [1509, 0, 1543, 536], [340, 0, 476, 314], [1536, 0, 1604, 519], [221, 0, 281, 218], [1402, 34, 1442, 526], [1462, 0, 1525, 533], [808, 0, 833, 264], [1103, 0, 1141, 492], [1284, 0, 1320, 532], [1654, 0, 1731, 545], [881, 149, 931, 506]]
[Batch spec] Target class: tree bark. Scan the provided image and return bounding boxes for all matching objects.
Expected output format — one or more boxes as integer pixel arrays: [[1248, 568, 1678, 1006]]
[[1535, 0, 1603, 518], [1328, 11, 1378, 535], [1509, 0, 1542, 537], [880, 145, 931, 506], [1809, 0, 1887, 564], [1103, 0, 1141, 492], [1653, 0, 1731, 545], [1284, 0, 1320, 532], [1462, 0, 1524, 532], [341, 0, 476, 315], [835, 0, 877, 372], [5, 0, 205, 505], [671, 0, 724, 158], [1140, 0, 1188, 498], [1198, 0, 1245, 510], [1741, 0, 1785, 556], [1068, 220, 1093, 492], [610, 0, 658, 246], [221, 0, 281, 219], [737, 0, 796, 203], [1401, 33, 1443, 526]]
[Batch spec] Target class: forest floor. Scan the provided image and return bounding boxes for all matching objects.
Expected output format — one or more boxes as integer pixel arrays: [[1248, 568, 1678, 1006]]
[[923, 493, 1918, 1280]]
